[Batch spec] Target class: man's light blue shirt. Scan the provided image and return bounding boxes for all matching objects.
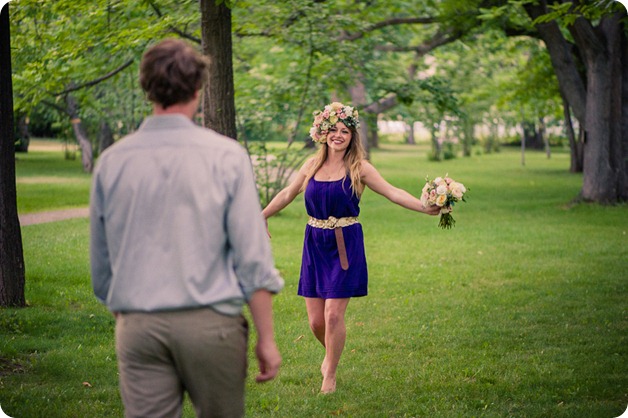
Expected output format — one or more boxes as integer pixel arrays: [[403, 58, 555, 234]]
[[90, 114, 283, 315]]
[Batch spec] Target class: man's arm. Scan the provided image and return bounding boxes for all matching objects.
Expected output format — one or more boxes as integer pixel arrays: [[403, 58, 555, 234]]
[[248, 289, 281, 382]]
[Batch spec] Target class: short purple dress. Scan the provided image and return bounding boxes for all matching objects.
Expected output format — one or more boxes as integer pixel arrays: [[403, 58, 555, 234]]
[[298, 176, 368, 299]]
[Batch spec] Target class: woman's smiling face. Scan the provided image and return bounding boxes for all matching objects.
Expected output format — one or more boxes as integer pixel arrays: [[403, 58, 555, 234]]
[[326, 122, 352, 152]]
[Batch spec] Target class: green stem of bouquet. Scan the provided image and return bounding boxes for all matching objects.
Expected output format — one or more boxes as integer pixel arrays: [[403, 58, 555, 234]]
[[439, 213, 455, 229]]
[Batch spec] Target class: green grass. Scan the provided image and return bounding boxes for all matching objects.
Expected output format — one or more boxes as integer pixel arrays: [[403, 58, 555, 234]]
[[1, 143, 626, 417], [15, 140, 92, 213]]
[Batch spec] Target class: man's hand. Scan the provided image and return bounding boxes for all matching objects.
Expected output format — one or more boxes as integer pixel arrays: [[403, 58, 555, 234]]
[[255, 339, 281, 382]]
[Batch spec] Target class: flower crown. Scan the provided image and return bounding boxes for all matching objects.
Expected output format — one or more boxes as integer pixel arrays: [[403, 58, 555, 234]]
[[309, 102, 360, 143]]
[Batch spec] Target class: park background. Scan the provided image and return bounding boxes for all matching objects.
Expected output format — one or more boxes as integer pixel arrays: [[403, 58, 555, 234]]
[[1, 1, 627, 417]]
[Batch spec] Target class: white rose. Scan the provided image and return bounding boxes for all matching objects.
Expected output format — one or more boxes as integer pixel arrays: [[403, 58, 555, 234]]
[[436, 185, 448, 195], [450, 182, 466, 199]]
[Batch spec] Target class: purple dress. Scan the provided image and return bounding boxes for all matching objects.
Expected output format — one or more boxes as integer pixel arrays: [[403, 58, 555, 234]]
[[298, 176, 368, 299]]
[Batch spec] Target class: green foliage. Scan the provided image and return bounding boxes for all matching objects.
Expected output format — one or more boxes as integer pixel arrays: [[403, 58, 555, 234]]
[[2, 144, 626, 417], [10, 0, 573, 168], [10, 0, 189, 149], [246, 141, 313, 208], [531, 0, 625, 25]]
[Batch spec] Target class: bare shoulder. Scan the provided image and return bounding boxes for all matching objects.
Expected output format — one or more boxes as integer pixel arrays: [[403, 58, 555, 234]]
[[300, 156, 317, 174], [359, 159, 378, 178]]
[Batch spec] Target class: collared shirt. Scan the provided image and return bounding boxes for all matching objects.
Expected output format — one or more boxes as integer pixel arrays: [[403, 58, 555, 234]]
[[90, 114, 283, 315]]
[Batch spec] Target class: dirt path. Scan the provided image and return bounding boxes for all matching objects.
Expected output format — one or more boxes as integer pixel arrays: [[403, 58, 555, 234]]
[[19, 207, 89, 226]]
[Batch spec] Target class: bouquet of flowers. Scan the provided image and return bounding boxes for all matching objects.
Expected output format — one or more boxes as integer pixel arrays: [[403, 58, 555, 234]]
[[421, 175, 467, 229]]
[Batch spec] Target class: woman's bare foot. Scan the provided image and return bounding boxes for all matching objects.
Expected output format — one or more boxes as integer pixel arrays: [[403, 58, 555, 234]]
[[320, 374, 336, 394]]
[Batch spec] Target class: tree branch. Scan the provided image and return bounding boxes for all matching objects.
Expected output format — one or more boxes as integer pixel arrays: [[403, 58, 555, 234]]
[[406, 29, 464, 79], [339, 17, 438, 42], [362, 94, 398, 114], [146, 0, 201, 44], [524, 1, 587, 125], [375, 29, 461, 54], [52, 58, 134, 96], [362, 29, 463, 115], [41, 99, 70, 116], [569, 15, 607, 59]]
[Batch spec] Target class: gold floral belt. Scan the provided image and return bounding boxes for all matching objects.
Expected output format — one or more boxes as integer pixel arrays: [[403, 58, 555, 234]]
[[307, 216, 359, 271], [307, 216, 360, 229]]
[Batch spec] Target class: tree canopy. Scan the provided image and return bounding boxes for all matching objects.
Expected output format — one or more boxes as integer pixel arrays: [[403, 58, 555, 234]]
[[8, 0, 628, 202]]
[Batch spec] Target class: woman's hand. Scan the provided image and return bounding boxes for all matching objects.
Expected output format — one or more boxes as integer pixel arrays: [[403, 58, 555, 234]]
[[422, 203, 442, 216]]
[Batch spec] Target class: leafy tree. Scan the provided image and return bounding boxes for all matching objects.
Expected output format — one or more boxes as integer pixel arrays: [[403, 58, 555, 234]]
[[486, 0, 628, 203], [10, 0, 171, 171]]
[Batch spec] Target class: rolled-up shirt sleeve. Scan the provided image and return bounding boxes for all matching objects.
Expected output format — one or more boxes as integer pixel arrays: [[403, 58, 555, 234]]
[[90, 167, 113, 304], [225, 152, 284, 300]]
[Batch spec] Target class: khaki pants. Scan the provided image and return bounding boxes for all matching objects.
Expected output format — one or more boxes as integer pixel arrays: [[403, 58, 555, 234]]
[[115, 308, 249, 418]]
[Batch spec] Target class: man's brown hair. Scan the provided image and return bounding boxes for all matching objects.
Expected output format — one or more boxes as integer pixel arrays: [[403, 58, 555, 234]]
[[139, 39, 210, 109]]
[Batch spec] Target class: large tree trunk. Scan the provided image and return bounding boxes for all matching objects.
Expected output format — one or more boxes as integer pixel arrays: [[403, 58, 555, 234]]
[[526, 3, 627, 203], [0, 4, 26, 308], [622, 26, 628, 201], [199, 0, 237, 140], [571, 14, 626, 203]]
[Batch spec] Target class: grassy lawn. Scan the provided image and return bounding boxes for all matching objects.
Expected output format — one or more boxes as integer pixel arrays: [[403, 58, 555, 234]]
[[1, 141, 626, 417], [14, 139, 92, 213]]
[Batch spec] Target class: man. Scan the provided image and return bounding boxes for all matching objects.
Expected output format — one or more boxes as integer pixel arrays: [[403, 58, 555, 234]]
[[90, 39, 284, 418]]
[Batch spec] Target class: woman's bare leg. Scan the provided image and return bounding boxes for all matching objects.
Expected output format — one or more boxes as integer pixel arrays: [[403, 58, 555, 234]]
[[320, 298, 350, 394], [305, 297, 326, 346]]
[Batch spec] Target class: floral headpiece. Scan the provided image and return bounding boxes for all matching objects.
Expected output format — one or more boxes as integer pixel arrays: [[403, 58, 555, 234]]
[[309, 102, 360, 143]]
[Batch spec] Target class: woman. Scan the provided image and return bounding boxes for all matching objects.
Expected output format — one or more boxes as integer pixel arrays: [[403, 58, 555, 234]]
[[262, 102, 439, 394]]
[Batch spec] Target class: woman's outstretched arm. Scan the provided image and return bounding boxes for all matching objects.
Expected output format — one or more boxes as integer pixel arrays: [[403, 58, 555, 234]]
[[360, 160, 440, 215], [262, 158, 313, 220]]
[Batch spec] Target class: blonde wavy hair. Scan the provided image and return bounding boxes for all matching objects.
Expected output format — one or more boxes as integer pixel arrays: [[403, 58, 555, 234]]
[[302, 126, 366, 198]]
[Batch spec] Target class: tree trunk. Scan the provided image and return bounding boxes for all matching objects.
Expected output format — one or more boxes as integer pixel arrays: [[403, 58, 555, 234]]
[[461, 117, 473, 157], [539, 116, 550, 159], [563, 96, 583, 173], [0, 4, 26, 307], [621, 26, 628, 201], [430, 121, 441, 160], [571, 14, 624, 203], [520, 120, 526, 166], [98, 120, 114, 155], [15, 114, 30, 152], [66, 94, 93, 173], [523, 121, 542, 149], [348, 77, 371, 159], [406, 123, 415, 145], [524, 2, 586, 126], [366, 112, 379, 149], [199, 0, 237, 140]]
